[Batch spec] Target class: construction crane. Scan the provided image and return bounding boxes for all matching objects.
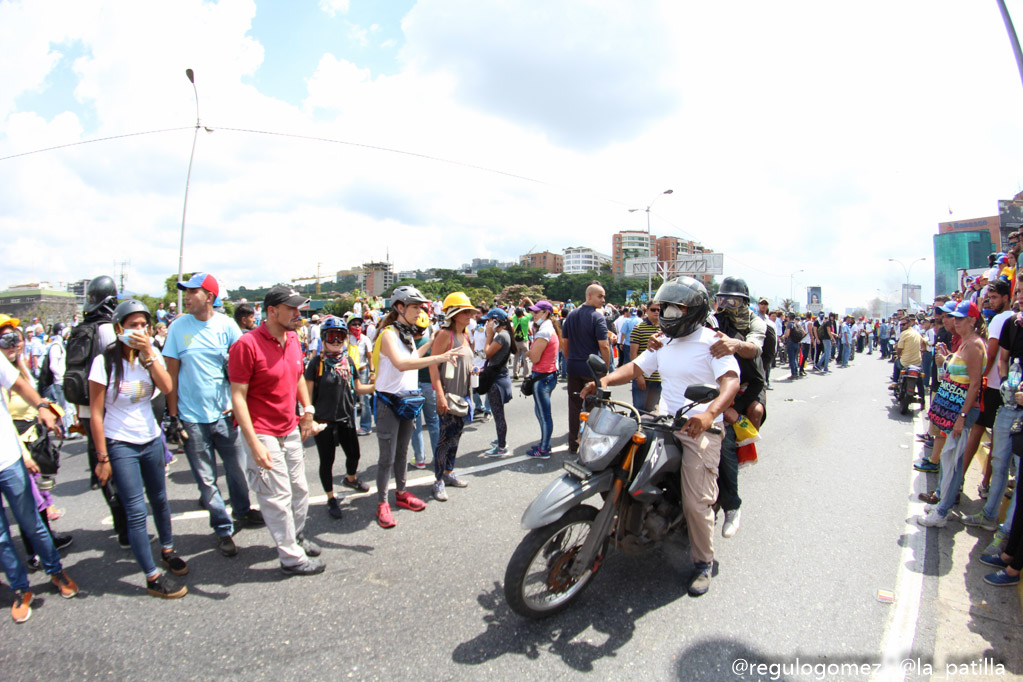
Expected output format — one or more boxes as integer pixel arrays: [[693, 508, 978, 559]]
[[291, 262, 331, 295]]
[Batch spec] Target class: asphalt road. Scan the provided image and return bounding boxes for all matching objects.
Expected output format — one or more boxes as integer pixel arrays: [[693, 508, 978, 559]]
[[1, 352, 936, 681]]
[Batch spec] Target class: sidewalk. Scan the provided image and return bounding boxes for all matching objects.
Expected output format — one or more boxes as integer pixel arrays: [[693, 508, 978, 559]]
[[930, 436, 1023, 680]]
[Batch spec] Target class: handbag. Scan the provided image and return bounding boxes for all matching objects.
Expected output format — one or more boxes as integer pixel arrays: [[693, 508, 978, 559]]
[[28, 428, 62, 476], [520, 374, 537, 397], [445, 393, 469, 417], [377, 391, 426, 421]]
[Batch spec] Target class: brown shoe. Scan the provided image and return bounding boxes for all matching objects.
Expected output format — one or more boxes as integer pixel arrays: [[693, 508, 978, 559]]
[[918, 491, 940, 504], [11, 591, 32, 623], [51, 571, 79, 599]]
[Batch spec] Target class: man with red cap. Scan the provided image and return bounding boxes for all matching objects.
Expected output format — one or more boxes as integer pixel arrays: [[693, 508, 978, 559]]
[[164, 272, 262, 559]]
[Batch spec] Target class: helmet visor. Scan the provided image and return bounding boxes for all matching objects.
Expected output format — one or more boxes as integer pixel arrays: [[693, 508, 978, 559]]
[[323, 330, 347, 344], [660, 303, 688, 320]]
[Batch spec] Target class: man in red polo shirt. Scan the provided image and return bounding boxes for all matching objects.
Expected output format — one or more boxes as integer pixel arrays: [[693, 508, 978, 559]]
[[229, 285, 323, 576]]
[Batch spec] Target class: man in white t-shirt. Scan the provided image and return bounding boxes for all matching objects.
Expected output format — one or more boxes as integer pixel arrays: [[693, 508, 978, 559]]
[[0, 351, 78, 618], [584, 277, 739, 597]]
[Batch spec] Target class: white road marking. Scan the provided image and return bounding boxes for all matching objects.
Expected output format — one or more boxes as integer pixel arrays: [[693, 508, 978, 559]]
[[871, 411, 928, 682]]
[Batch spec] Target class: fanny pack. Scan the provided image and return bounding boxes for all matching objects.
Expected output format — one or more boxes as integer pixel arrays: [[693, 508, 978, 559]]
[[377, 391, 426, 421]]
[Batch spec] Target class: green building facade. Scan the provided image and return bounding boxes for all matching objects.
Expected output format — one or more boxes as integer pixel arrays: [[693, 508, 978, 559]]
[[933, 231, 994, 295]]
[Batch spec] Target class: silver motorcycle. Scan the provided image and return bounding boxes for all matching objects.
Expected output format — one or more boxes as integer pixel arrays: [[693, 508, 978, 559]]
[[503, 354, 720, 619]]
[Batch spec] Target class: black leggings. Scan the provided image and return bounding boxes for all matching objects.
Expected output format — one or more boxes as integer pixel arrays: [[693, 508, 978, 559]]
[[313, 422, 361, 493], [1005, 454, 1023, 571]]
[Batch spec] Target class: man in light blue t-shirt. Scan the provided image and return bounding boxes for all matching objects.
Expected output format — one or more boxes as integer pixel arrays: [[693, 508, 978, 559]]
[[165, 273, 262, 557]]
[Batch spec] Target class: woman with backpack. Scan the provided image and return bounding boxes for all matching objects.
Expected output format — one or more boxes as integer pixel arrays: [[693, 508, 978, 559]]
[[89, 300, 187, 599], [373, 285, 461, 528], [480, 308, 515, 457], [304, 316, 374, 520]]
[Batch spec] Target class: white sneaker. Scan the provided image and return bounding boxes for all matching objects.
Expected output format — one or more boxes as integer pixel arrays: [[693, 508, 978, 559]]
[[722, 509, 741, 538], [917, 510, 947, 527]]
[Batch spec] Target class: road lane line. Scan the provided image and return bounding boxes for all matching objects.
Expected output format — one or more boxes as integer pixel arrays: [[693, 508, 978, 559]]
[[872, 410, 928, 682]]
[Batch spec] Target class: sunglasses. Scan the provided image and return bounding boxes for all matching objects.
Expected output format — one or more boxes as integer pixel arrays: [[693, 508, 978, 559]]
[[647, 307, 661, 313], [0, 331, 18, 349]]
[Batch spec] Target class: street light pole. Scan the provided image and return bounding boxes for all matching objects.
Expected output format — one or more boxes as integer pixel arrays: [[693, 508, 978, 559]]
[[789, 269, 804, 311], [888, 257, 926, 308], [629, 189, 673, 302], [178, 68, 201, 312]]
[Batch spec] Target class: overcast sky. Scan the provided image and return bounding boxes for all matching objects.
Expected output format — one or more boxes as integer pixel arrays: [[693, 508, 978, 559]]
[[3, 0, 1023, 311]]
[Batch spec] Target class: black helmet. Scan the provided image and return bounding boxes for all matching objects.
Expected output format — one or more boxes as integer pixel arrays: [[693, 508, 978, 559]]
[[49, 322, 65, 337], [84, 275, 118, 314], [653, 277, 710, 339], [390, 285, 429, 307], [717, 276, 750, 300], [113, 299, 151, 327]]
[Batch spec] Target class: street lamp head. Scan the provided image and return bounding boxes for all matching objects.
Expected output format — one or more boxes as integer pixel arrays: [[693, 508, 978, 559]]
[[628, 208, 641, 213], [663, 189, 673, 195], [185, 68, 195, 84]]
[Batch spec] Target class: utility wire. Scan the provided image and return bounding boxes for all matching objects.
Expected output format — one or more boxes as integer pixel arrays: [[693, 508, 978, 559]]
[[0, 126, 193, 162]]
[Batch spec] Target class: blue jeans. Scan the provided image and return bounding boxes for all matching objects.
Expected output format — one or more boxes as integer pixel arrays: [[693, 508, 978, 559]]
[[557, 351, 567, 379], [786, 341, 800, 376], [358, 367, 373, 431], [43, 383, 75, 431], [936, 406, 981, 518], [984, 405, 1018, 521], [718, 425, 741, 511], [921, 351, 933, 389], [631, 380, 662, 412], [839, 341, 851, 367], [182, 416, 251, 537], [532, 371, 558, 451], [108, 437, 175, 577], [412, 381, 440, 464], [818, 340, 832, 372], [0, 459, 63, 591]]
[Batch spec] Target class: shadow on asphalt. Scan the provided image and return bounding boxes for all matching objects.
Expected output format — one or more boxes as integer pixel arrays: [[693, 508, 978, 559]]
[[669, 637, 795, 681], [451, 546, 693, 672]]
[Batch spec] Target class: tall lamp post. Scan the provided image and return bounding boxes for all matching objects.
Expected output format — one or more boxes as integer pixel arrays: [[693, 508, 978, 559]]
[[888, 257, 926, 309], [178, 68, 202, 312], [629, 189, 673, 302], [789, 269, 804, 311]]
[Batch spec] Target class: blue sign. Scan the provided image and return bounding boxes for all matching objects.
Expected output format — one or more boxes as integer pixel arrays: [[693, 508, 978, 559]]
[[640, 293, 648, 303]]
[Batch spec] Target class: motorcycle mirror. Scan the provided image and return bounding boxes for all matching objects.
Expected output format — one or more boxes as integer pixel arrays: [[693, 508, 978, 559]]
[[587, 353, 607, 379], [683, 384, 720, 404]]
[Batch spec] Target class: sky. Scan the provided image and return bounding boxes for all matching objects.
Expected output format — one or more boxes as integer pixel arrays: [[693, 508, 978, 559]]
[[3, 0, 1023, 312]]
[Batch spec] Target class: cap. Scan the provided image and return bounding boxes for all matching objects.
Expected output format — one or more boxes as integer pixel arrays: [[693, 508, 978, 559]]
[[529, 300, 554, 313], [758, 297, 769, 305], [482, 307, 509, 321], [939, 301, 957, 314], [177, 272, 220, 298], [264, 285, 311, 309], [947, 300, 981, 319]]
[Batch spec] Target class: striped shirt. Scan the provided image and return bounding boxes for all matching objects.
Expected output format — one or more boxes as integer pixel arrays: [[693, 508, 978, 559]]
[[630, 321, 661, 382]]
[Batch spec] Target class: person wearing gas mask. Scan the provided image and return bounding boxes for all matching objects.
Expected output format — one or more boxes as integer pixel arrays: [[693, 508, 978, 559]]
[[584, 277, 739, 596], [709, 277, 767, 540]]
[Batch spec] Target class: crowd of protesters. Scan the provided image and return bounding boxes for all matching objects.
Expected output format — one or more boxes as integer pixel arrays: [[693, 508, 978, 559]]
[[3, 257, 1019, 622]]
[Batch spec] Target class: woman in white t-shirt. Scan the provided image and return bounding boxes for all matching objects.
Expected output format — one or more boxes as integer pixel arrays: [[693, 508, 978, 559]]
[[89, 300, 185, 600]]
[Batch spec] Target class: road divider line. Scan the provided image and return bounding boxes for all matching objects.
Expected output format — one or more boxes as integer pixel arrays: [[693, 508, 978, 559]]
[[871, 410, 928, 682]]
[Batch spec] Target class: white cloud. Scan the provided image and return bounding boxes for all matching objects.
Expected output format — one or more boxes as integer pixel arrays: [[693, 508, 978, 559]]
[[318, 0, 350, 18], [3, 0, 1023, 311]]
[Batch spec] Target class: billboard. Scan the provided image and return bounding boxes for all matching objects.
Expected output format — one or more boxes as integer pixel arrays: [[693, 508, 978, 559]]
[[624, 253, 724, 278], [902, 283, 922, 309], [807, 286, 822, 313]]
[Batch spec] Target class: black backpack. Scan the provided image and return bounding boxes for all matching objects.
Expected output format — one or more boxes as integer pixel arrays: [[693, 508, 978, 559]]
[[63, 322, 102, 405], [37, 346, 56, 393]]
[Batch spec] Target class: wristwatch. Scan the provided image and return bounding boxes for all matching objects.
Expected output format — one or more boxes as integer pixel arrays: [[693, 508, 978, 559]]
[[302, 405, 316, 416]]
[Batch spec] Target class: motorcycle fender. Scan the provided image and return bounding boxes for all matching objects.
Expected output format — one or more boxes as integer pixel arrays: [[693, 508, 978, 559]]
[[520, 470, 615, 529]]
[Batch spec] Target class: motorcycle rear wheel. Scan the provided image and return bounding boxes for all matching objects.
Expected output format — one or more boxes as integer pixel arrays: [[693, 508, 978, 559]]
[[900, 388, 911, 415], [504, 504, 601, 619]]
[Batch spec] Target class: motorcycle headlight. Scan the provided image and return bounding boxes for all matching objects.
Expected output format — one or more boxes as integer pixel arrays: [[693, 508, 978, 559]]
[[579, 433, 616, 466]]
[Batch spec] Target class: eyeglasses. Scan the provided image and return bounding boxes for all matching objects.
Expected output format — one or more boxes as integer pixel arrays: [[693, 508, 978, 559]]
[[660, 304, 688, 320], [716, 296, 744, 310], [0, 332, 18, 349]]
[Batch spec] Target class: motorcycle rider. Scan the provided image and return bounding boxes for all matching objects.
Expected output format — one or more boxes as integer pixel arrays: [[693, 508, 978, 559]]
[[583, 277, 739, 596], [710, 277, 767, 540], [891, 316, 924, 401]]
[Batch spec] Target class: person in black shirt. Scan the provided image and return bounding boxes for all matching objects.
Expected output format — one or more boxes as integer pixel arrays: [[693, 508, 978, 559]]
[[304, 317, 374, 520], [561, 283, 611, 454]]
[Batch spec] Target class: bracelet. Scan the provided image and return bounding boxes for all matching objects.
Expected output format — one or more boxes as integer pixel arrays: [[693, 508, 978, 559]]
[[97, 455, 110, 463], [141, 357, 154, 369]]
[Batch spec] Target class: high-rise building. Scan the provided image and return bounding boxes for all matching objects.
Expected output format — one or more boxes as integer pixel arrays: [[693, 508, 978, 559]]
[[612, 231, 654, 277], [933, 231, 994, 296], [519, 251, 563, 273], [362, 261, 396, 297], [563, 247, 611, 274]]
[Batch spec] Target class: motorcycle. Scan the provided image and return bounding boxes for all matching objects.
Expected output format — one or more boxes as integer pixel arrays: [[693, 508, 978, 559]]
[[503, 354, 721, 619], [893, 364, 924, 415]]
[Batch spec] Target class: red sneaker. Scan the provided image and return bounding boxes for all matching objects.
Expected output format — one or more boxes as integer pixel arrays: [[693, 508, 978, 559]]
[[377, 503, 396, 528], [394, 490, 426, 511]]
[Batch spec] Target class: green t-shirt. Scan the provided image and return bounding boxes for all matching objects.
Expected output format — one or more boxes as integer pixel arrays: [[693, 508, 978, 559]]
[[511, 314, 532, 342]]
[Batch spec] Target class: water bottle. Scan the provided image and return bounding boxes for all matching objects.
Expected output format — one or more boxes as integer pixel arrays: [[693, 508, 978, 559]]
[[1002, 359, 1022, 405]]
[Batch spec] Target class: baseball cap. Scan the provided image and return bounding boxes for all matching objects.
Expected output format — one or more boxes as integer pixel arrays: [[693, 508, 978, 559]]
[[947, 300, 981, 319], [758, 297, 769, 305], [264, 285, 311, 309], [939, 301, 958, 314], [177, 272, 220, 298], [528, 300, 554, 313], [483, 307, 509, 321]]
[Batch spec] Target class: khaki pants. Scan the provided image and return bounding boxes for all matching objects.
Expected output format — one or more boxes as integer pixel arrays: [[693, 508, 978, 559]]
[[242, 428, 310, 566], [676, 429, 723, 565]]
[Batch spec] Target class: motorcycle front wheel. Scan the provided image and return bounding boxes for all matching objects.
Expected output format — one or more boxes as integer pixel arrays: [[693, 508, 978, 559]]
[[504, 504, 602, 619]]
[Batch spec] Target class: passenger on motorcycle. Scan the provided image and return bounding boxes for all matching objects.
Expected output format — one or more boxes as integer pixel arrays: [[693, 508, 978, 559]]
[[891, 317, 925, 400], [582, 277, 739, 597]]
